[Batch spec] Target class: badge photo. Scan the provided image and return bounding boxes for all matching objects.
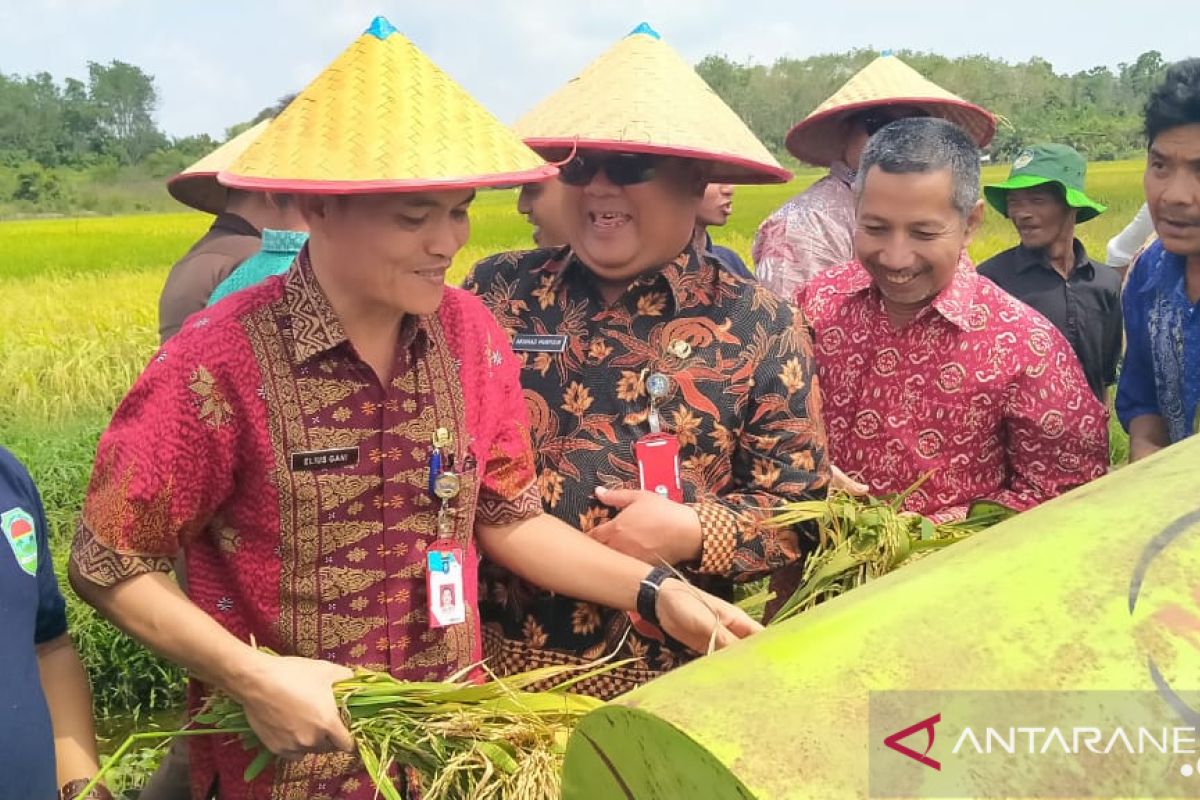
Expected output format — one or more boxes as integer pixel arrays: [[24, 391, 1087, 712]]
[[426, 545, 466, 628]]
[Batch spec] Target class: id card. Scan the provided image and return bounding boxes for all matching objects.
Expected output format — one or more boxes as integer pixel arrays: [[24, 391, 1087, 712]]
[[426, 542, 466, 628], [633, 433, 682, 502]]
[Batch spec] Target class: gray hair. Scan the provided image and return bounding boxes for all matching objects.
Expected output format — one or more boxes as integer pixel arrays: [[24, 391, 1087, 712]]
[[854, 117, 981, 218]]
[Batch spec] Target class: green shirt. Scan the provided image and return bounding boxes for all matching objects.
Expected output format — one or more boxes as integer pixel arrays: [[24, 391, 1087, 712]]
[[207, 228, 308, 306]]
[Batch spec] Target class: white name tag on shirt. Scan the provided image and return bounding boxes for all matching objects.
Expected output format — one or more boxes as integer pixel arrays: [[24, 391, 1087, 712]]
[[511, 334, 568, 353]]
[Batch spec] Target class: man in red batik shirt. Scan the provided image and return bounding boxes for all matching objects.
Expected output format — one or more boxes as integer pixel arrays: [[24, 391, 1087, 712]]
[[799, 118, 1109, 524], [68, 18, 756, 800]]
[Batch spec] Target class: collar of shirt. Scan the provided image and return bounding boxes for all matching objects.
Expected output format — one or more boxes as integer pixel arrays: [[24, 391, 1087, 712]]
[[1134, 240, 1193, 302], [1014, 239, 1095, 279], [545, 245, 715, 310], [211, 212, 260, 239], [283, 245, 428, 364], [827, 254, 980, 331], [829, 160, 856, 187], [261, 228, 310, 255]]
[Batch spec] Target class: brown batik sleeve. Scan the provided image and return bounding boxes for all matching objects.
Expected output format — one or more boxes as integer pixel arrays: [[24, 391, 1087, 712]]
[[696, 305, 830, 580]]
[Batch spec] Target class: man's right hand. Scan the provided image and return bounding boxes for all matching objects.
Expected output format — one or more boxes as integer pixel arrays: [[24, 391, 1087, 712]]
[[233, 652, 355, 759]]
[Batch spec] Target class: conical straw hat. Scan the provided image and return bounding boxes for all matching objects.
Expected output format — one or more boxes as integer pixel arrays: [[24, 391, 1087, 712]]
[[220, 17, 555, 194], [785, 53, 996, 167], [167, 119, 272, 214], [515, 23, 790, 185]]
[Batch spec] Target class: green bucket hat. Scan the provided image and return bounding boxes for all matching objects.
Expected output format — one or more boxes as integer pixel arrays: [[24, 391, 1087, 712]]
[[984, 143, 1107, 223]]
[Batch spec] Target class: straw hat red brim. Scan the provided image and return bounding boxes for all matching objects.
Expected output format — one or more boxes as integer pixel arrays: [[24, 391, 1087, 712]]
[[786, 97, 996, 167], [166, 119, 275, 214], [219, 18, 556, 194], [514, 25, 790, 185], [218, 165, 559, 195], [167, 171, 226, 215]]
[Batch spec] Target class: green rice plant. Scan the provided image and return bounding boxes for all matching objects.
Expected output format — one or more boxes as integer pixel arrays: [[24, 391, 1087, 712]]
[[758, 480, 1015, 625], [82, 660, 620, 800], [0, 271, 160, 426]]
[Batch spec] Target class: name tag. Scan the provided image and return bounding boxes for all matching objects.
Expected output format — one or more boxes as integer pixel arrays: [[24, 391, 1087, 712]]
[[290, 447, 359, 471], [511, 334, 568, 353], [427, 542, 466, 628]]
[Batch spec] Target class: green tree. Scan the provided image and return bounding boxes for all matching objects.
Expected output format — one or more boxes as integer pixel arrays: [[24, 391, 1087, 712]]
[[87, 60, 166, 163]]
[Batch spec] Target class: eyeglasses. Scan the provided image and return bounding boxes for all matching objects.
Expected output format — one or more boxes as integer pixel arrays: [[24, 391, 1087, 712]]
[[558, 152, 662, 187]]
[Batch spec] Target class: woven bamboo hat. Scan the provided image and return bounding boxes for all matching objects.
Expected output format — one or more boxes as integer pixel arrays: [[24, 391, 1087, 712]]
[[785, 53, 996, 167], [219, 17, 556, 194], [515, 23, 790, 184], [167, 120, 271, 214]]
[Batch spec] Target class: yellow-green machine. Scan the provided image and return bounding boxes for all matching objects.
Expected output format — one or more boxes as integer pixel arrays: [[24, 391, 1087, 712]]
[[562, 439, 1200, 798]]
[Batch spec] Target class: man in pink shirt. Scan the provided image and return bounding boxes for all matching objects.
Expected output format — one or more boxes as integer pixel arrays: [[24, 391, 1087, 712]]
[[801, 118, 1109, 522]]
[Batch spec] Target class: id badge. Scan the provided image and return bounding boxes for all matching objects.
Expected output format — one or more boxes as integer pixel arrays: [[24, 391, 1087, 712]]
[[426, 541, 466, 628], [633, 433, 682, 502]]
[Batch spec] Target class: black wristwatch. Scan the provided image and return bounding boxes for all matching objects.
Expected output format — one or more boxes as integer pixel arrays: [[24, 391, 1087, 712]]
[[636, 566, 674, 626]]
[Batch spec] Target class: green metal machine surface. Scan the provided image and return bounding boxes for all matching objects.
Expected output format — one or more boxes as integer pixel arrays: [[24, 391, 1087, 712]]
[[563, 439, 1200, 799]]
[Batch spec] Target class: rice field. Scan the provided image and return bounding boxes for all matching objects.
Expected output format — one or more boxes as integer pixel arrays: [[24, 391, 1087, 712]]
[[0, 159, 1146, 776]]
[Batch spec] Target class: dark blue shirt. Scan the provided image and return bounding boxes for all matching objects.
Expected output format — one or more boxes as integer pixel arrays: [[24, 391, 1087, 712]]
[[0, 446, 66, 800], [1116, 240, 1200, 444], [704, 232, 754, 280]]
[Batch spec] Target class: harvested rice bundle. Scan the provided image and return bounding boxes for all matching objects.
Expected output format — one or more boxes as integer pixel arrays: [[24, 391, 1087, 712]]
[[80, 661, 618, 800], [760, 480, 1014, 624]]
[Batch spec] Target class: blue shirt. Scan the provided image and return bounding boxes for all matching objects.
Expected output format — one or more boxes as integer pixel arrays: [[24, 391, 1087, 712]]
[[704, 232, 754, 281], [0, 446, 66, 800], [207, 228, 309, 307], [1116, 240, 1200, 443]]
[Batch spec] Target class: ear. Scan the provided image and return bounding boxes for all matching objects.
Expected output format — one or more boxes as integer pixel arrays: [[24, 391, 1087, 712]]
[[297, 194, 330, 224], [962, 199, 986, 246]]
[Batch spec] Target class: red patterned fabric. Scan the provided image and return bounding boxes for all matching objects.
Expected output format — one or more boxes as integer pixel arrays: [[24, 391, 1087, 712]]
[[801, 257, 1109, 522], [71, 249, 539, 800]]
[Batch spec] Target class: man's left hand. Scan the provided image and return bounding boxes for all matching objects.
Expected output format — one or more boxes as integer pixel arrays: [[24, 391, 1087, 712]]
[[590, 486, 702, 566]]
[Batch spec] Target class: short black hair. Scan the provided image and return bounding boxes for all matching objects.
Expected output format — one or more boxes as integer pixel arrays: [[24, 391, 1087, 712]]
[[855, 117, 981, 218], [1144, 58, 1200, 145]]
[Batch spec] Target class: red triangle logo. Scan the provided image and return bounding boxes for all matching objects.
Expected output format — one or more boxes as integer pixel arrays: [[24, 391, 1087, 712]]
[[884, 713, 942, 771]]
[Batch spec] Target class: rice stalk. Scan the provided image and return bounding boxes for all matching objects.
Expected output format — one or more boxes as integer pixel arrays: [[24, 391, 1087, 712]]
[[79, 658, 625, 800], [760, 478, 1015, 625]]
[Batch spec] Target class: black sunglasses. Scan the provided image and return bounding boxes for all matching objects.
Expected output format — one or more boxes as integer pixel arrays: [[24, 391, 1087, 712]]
[[855, 109, 930, 136], [558, 152, 662, 187]]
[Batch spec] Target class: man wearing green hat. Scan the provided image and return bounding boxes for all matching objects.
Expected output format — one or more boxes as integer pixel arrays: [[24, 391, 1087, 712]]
[[978, 144, 1122, 400]]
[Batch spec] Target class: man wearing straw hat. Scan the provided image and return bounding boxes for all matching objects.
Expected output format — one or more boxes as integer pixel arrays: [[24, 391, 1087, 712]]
[[158, 120, 307, 343], [978, 144, 1121, 401], [69, 18, 756, 800], [466, 24, 828, 699], [753, 53, 995, 303]]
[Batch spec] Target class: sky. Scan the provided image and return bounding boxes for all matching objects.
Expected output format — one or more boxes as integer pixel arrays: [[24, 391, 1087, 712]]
[[0, 0, 1194, 140]]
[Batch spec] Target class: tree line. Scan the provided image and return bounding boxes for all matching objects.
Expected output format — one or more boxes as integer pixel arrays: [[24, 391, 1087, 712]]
[[0, 49, 1169, 209], [696, 49, 1169, 162]]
